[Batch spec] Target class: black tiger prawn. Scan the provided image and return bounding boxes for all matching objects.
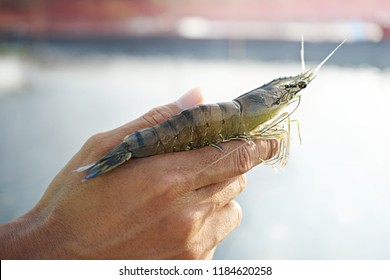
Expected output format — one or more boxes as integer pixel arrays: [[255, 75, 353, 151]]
[[76, 39, 345, 181]]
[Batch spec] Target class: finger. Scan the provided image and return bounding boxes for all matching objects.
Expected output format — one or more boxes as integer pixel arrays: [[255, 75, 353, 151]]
[[200, 200, 243, 248], [142, 137, 279, 192], [179, 176, 246, 232], [191, 139, 278, 188], [108, 87, 204, 141], [193, 175, 247, 210]]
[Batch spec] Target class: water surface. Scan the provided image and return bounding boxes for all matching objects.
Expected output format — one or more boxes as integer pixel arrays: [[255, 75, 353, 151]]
[[1, 40, 390, 259]]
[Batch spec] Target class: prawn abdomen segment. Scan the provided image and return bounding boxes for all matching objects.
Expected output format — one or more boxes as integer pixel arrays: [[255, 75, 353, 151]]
[[128, 101, 245, 155]]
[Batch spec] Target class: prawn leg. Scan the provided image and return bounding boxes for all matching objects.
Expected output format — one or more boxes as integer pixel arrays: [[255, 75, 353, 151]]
[[251, 128, 290, 168], [249, 112, 292, 167], [210, 143, 225, 152]]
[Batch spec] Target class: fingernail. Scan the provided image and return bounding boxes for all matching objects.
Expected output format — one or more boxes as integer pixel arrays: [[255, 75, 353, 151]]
[[175, 87, 204, 110]]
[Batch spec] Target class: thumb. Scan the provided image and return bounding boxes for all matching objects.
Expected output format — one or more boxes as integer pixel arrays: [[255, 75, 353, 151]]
[[142, 86, 204, 127], [111, 87, 204, 138], [175, 86, 204, 111]]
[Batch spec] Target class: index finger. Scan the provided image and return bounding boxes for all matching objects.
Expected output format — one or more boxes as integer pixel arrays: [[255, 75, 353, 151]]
[[140, 138, 279, 192]]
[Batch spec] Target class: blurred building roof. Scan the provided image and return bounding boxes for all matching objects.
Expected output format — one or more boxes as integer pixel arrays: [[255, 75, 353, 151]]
[[1, 0, 390, 41]]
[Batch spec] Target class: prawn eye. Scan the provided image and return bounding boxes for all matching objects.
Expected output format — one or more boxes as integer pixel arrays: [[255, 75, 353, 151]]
[[297, 81, 307, 89]]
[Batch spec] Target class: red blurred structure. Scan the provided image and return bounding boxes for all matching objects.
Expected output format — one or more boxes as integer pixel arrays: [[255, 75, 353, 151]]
[[1, 0, 390, 41]]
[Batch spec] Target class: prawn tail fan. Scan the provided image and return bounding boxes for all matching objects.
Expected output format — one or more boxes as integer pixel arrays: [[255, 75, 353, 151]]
[[75, 143, 132, 181]]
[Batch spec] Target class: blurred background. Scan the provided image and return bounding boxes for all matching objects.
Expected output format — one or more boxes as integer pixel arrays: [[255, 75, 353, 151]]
[[1, 0, 390, 259]]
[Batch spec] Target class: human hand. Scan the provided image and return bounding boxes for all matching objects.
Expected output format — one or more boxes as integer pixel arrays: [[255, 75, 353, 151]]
[[0, 88, 279, 259]]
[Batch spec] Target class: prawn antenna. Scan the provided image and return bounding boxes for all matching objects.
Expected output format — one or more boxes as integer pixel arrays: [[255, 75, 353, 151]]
[[315, 39, 347, 73], [300, 35, 305, 73]]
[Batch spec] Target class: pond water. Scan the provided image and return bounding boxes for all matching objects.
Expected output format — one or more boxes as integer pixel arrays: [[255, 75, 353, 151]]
[[1, 40, 390, 259]]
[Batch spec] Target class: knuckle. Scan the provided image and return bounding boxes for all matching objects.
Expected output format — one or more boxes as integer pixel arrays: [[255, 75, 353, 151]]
[[269, 138, 280, 159], [82, 132, 115, 157], [142, 105, 177, 126], [172, 206, 206, 243], [148, 168, 196, 204], [157, 172, 188, 198], [215, 177, 246, 204], [234, 143, 255, 174], [84, 132, 107, 147], [237, 175, 247, 193], [258, 139, 280, 161], [179, 209, 203, 236], [225, 200, 243, 229]]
